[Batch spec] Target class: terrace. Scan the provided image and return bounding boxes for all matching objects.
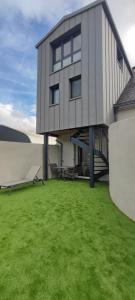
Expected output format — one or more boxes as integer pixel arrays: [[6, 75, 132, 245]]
[[0, 180, 135, 299]]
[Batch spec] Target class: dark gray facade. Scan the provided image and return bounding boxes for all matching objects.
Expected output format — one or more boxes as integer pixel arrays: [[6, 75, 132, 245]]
[[36, 0, 132, 134]]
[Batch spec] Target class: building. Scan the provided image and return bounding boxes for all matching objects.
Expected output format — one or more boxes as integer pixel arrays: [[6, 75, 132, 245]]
[[114, 67, 135, 121], [36, 0, 132, 187], [0, 125, 57, 145], [109, 67, 135, 221], [0, 125, 31, 143]]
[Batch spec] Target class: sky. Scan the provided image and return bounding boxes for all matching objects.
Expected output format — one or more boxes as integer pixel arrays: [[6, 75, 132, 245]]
[[0, 0, 135, 133]]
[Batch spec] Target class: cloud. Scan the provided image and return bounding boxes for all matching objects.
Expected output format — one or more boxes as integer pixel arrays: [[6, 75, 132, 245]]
[[15, 62, 37, 81], [0, 0, 135, 66], [0, 103, 36, 132], [0, 0, 75, 23], [107, 0, 135, 66], [0, 0, 135, 138], [123, 26, 135, 66], [0, 27, 31, 51], [78, 0, 135, 66], [0, 88, 35, 96], [30, 104, 36, 114]]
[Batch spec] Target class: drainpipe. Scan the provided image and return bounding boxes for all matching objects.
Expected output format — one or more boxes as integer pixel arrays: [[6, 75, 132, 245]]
[[113, 105, 117, 122]]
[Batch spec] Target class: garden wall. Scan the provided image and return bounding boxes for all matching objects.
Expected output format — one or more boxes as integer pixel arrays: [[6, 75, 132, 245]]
[[0, 141, 60, 182], [109, 118, 135, 221]]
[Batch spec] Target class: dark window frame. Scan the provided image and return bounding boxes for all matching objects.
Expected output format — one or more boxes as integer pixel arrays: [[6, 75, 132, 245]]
[[50, 84, 60, 106], [117, 45, 123, 70], [70, 75, 81, 100], [52, 30, 81, 72]]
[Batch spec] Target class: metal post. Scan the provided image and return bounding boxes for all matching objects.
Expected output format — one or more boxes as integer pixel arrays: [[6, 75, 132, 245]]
[[89, 127, 95, 187], [43, 133, 48, 180], [57, 140, 63, 178]]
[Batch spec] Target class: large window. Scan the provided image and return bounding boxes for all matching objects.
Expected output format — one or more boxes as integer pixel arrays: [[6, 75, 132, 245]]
[[53, 30, 81, 72], [53, 46, 61, 71], [70, 75, 81, 99], [50, 84, 60, 105]]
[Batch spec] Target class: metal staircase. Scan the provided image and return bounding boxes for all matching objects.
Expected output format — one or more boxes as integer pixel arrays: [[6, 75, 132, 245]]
[[70, 127, 109, 185]]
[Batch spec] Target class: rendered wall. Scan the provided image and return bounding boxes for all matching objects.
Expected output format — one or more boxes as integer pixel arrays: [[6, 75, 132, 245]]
[[117, 108, 135, 121], [0, 142, 60, 182], [109, 118, 135, 221], [58, 134, 75, 167]]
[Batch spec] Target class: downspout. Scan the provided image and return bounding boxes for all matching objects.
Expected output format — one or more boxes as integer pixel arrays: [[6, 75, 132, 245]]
[[113, 105, 117, 122]]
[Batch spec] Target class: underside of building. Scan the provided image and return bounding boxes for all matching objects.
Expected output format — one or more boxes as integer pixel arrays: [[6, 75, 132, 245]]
[[44, 125, 109, 187]]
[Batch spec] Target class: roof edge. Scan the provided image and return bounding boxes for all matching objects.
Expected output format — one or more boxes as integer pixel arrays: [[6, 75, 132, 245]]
[[35, 0, 103, 48], [114, 100, 135, 111], [102, 1, 132, 76], [35, 0, 132, 75]]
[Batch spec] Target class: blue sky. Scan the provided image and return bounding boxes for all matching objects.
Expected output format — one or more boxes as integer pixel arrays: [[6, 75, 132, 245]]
[[0, 0, 135, 132]]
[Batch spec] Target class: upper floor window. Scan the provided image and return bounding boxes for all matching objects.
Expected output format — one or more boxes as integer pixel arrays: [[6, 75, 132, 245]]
[[53, 29, 81, 72], [50, 84, 60, 105], [53, 46, 61, 71], [117, 45, 123, 70], [70, 75, 81, 99]]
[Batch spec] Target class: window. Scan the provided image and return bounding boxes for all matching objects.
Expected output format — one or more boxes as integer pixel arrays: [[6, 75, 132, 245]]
[[53, 46, 61, 71], [63, 56, 72, 67], [52, 28, 81, 72], [73, 34, 81, 52], [73, 51, 81, 63], [50, 84, 60, 105], [70, 76, 81, 99], [73, 33, 81, 63], [63, 38, 72, 67], [63, 39, 71, 57], [117, 45, 123, 70]]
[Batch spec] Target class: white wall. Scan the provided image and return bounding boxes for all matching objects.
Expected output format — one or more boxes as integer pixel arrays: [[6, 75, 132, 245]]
[[109, 118, 135, 221], [117, 108, 135, 121], [58, 134, 75, 167], [0, 142, 60, 182]]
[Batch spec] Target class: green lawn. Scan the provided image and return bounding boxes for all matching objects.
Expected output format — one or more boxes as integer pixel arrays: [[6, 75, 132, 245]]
[[0, 180, 135, 300]]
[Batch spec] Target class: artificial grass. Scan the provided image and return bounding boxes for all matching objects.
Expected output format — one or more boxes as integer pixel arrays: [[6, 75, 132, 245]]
[[0, 180, 135, 300]]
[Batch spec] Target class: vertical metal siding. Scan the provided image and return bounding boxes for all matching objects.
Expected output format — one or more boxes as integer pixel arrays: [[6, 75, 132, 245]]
[[36, 4, 131, 134], [37, 5, 103, 133], [59, 70, 64, 129], [95, 5, 104, 124], [63, 67, 69, 129], [44, 41, 50, 132], [40, 43, 46, 132], [88, 8, 97, 125], [101, 9, 131, 125], [81, 11, 89, 126]]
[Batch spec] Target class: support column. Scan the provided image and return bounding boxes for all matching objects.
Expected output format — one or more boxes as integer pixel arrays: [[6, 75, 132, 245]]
[[89, 127, 95, 187], [43, 133, 48, 180]]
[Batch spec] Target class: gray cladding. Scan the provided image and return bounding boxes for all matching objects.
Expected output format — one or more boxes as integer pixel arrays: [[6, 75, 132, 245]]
[[101, 8, 131, 124], [36, 1, 131, 134]]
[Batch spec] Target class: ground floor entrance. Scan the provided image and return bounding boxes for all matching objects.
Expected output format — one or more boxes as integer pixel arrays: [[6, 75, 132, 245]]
[[44, 126, 109, 187]]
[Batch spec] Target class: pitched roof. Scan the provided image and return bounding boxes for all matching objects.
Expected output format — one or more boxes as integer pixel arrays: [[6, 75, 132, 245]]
[[35, 0, 103, 48], [114, 72, 135, 111], [35, 0, 132, 75]]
